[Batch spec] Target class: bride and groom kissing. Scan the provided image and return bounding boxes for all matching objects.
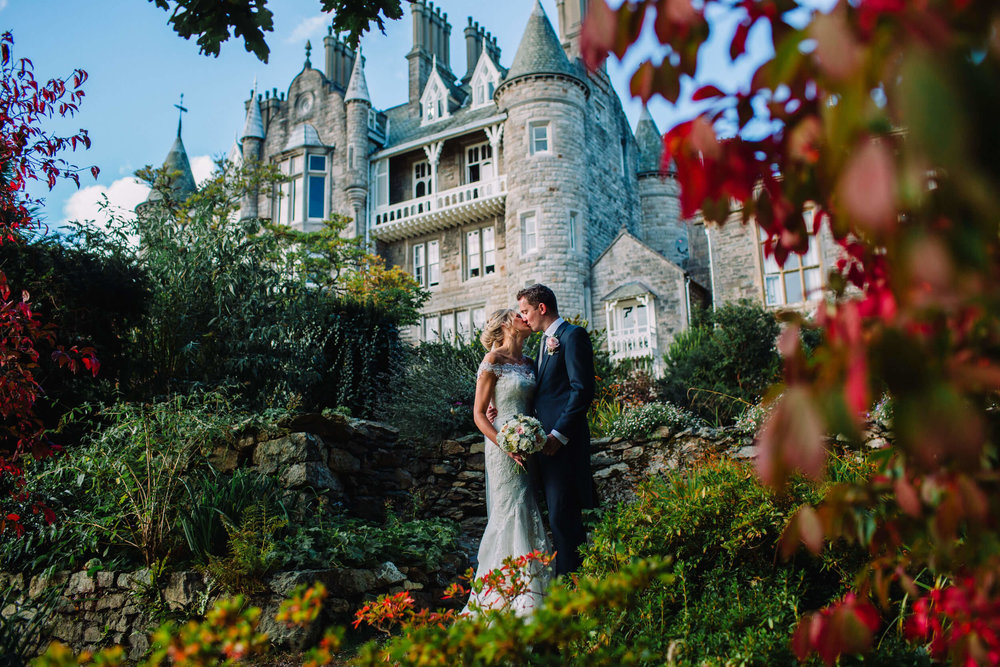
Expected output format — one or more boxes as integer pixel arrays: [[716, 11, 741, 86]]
[[466, 283, 595, 615]]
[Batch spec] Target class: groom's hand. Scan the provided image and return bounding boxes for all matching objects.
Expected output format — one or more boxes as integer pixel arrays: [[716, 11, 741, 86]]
[[486, 403, 498, 423], [542, 434, 562, 456]]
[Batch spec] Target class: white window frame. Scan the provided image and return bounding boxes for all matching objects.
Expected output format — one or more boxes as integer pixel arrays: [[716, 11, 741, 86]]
[[275, 154, 304, 226], [528, 120, 550, 156], [413, 160, 432, 199], [568, 210, 581, 252], [520, 211, 538, 255], [374, 159, 388, 208], [758, 214, 823, 307], [306, 153, 327, 221], [412, 239, 440, 288], [465, 225, 496, 279], [470, 52, 500, 109], [465, 142, 494, 184]]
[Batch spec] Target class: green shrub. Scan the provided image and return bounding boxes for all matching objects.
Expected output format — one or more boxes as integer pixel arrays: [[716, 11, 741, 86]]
[[205, 501, 287, 594], [179, 467, 286, 565], [659, 301, 782, 425], [607, 401, 703, 440], [579, 456, 924, 665], [275, 506, 460, 571], [380, 340, 484, 442]]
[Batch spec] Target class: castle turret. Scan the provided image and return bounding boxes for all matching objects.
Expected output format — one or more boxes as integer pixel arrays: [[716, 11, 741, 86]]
[[634, 107, 687, 266], [240, 82, 265, 220], [345, 49, 371, 240], [407, 0, 452, 108], [496, 1, 592, 318]]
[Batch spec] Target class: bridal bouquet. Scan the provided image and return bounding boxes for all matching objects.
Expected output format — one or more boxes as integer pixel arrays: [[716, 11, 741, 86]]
[[497, 415, 546, 457]]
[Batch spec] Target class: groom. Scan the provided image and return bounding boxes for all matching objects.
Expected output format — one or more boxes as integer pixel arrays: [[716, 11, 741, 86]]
[[517, 283, 596, 576]]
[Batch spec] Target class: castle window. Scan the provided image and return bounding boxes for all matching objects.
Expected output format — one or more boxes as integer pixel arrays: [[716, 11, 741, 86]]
[[456, 310, 472, 342], [307, 154, 327, 220], [440, 311, 456, 342], [759, 217, 822, 306], [472, 307, 486, 332], [413, 239, 440, 288], [466, 226, 496, 279], [413, 160, 433, 198], [422, 77, 448, 124], [275, 156, 303, 225], [569, 211, 581, 252], [529, 121, 550, 155], [374, 160, 388, 208], [423, 313, 440, 341], [521, 211, 538, 254], [466, 142, 494, 183]]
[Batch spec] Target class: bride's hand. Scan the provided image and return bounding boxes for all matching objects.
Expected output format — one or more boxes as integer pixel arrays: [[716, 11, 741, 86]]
[[508, 451, 526, 469]]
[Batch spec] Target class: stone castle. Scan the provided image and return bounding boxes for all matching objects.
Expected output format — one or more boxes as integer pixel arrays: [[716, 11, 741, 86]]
[[146, 0, 840, 369]]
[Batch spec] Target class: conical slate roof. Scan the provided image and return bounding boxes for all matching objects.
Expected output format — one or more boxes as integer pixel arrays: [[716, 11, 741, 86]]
[[145, 133, 197, 203], [242, 93, 265, 140], [504, 1, 580, 84], [635, 107, 663, 174], [345, 49, 370, 103]]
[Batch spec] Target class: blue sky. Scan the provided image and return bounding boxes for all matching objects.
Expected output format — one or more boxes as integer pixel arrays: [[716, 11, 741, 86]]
[[4, 0, 776, 231]]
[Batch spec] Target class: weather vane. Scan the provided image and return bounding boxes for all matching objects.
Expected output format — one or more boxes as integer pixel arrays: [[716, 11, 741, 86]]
[[174, 93, 188, 137]]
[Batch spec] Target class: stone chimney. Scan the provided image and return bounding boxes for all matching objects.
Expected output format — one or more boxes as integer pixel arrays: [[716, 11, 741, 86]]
[[407, 0, 452, 105], [324, 27, 356, 90], [463, 17, 501, 81], [556, 0, 589, 60]]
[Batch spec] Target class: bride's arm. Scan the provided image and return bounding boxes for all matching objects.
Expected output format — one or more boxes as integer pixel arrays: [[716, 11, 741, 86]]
[[473, 371, 500, 445]]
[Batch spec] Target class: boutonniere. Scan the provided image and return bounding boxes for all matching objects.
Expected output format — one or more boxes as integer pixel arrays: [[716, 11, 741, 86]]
[[546, 336, 561, 355]]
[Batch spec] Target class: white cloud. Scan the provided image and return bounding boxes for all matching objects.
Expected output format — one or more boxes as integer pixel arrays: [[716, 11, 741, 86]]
[[0, 1, 8, 12], [62, 177, 150, 224], [189, 154, 215, 185], [288, 15, 328, 43]]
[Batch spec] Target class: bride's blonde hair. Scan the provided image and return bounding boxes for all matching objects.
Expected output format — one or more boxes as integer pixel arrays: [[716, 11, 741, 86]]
[[480, 308, 519, 351]]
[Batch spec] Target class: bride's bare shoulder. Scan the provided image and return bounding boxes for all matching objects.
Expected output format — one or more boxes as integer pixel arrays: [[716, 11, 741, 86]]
[[483, 350, 505, 365]]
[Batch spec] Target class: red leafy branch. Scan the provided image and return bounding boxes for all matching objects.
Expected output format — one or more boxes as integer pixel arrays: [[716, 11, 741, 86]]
[[584, 0, 1000, 662]]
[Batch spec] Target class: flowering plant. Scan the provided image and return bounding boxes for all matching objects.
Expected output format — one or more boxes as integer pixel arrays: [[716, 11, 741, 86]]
[[545, 336, 561, 355], [497, 414, 546, 457]]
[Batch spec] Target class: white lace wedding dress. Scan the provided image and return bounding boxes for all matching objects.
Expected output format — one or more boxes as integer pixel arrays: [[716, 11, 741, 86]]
[[464, 359, 552, 617]]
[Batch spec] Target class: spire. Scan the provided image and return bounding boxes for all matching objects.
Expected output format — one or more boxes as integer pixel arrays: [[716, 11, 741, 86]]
[[241, 80, 265, 140], [504, 1, 580, 84], [227, 133, 242, 166], [174, 93, 188, 138], [345, 47, 370, 103], [305, 40, 312, 68], [635, 106, 664, 174]]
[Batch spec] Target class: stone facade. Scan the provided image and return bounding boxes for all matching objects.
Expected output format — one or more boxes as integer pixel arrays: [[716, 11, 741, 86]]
[[217, 0, 846, 362]]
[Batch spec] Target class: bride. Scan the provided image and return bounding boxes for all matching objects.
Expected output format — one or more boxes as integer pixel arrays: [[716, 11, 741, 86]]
[[464, 308, 551, 616]]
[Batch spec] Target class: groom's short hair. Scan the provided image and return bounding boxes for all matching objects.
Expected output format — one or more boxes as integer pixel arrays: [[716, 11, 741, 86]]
[[517, 284, 558, 314]]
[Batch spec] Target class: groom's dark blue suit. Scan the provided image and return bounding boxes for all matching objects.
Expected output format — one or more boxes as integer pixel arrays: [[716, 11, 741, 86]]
[[534, 320, 596, 576]]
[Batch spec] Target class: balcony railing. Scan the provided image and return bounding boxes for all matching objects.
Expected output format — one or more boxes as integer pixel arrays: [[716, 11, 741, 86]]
[[608, 328, 654, 362], [371, 176, 506, 242]]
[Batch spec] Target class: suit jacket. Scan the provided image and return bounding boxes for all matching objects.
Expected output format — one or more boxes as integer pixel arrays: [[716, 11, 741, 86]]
[[534, 321, 595, 444]]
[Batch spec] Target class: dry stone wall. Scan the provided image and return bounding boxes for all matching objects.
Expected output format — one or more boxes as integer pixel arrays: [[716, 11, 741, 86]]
[[5, 413, 748, 660]]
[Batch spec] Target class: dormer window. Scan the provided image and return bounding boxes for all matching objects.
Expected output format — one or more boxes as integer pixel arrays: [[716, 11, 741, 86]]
[[470, 50, 501, 109], [421, 72, 450, 125]]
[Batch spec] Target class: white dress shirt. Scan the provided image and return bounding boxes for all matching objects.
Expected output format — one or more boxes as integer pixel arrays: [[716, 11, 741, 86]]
[[540, 317, 569, 445]]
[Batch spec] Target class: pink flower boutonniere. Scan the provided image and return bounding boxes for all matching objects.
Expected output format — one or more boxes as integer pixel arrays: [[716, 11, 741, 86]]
[[546, 336, 561, 355]]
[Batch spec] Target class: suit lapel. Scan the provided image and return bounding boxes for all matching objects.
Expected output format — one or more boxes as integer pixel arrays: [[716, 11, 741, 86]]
[[539, 321, 568, 380]]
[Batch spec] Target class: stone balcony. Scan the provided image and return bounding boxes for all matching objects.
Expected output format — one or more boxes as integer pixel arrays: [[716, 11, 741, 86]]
[[371, 175, 507, 242]]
